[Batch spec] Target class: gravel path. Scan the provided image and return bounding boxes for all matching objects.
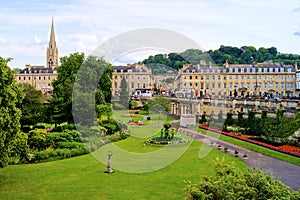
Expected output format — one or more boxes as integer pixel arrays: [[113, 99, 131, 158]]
[[178, 127, 300, 190]]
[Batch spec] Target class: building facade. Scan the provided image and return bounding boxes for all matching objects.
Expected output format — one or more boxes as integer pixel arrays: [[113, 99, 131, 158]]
[[15, 18, 58, 92], [112, 64, 154, 97], [174, 60, 296, 98]]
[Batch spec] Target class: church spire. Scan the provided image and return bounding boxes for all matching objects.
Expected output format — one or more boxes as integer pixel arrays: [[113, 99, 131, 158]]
[[46, 17, 58, 69]]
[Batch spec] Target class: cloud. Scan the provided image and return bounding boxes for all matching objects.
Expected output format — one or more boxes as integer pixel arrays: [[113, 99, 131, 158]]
[[34, 35, 42, 44], [0, 36, 6, 43], [293, 7, 300, 12], [294, 31, 300, 37]]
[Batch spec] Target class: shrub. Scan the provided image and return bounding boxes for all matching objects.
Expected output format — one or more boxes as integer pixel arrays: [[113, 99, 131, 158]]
[[27, 129, 48, 150], [113, 102, 126, 110], [96, 104, 112, 118], [185, 159, 300, 199]]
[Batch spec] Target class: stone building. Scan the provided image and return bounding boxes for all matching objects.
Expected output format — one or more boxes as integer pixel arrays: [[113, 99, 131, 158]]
[[15, 18, 58, 92], [112, 64, 154, 97], [174, 60, 296, 98]]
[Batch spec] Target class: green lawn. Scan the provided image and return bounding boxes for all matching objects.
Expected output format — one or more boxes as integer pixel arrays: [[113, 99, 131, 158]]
[[192, 126, 300, 166], [0, 137, 247, 200]]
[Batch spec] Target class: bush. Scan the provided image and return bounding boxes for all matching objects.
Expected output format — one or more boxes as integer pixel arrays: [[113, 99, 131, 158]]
[[96, 104, 112, 118], [27, 129, 48, 150], [185, 159, 300, 200], [28, 147, 89, 162], [113, 102, 126, 110]]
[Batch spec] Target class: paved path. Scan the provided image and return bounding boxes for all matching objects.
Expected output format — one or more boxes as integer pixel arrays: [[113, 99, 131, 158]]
[[177, 127, 300, 190]]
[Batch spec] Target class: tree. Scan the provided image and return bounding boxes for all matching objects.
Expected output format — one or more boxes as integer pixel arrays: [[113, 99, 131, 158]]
[[119, 76, 129, 108], [49, 52, 85, 125], [185, 159, 300, 200], [0, 57, 24, 168], [19, 83, 45, 127], [143, 97, 170, 113], [72, 55, 112, 126]]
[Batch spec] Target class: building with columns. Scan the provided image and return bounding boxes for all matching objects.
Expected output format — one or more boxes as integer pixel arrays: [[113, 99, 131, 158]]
[[174, 60, 296, 98], [15, 18, 58, 92]]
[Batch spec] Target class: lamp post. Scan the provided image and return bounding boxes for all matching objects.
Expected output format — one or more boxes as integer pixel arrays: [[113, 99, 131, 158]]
[[105, 151, 114, 174]]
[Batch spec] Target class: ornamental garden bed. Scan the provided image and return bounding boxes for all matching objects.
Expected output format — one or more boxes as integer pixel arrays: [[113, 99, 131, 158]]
[[199, 125, 300, 158]]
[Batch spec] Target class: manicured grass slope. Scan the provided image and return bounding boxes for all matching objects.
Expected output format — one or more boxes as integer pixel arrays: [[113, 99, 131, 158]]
[[0, 139, 247, 200]]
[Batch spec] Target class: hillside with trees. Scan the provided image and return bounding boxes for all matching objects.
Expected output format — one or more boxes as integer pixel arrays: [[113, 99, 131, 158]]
[[142, 46, 300, 73]]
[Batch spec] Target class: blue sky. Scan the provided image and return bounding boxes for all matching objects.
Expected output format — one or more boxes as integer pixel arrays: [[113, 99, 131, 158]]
[[0, 0, 299, 68]]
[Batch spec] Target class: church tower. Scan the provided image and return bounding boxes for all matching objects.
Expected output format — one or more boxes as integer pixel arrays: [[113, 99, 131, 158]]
[[46, 18, 58, 69]]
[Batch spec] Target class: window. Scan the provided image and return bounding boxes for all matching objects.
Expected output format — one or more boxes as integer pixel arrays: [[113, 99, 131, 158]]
[[143, 83, 146, 88], [280, 68, 284, 72], [235, 75, 238, 80], [263, 68, 268, 73], [270, 83, 273, 89], [44, 76, 46, 80], [23, 77, 26, 80], [247, 75, 250, 80], [212, 83, 215, 88], [37, 83, 40, 88], [201, 83, 204, 89], [264, 83, 267, 89], [270, 76, 272, 80], [246, 68, 250, 73], [281, 83, 284, 89], [229, 68, 233, 73], [132, 82, 134, 88], [190, 76, 192, 80], [235, 83, 238, 88], [241, 83, 244, 88], [206, 76, 209, 80], [241, 75, 244, 80], [195, 76, 198, 79], [28, 77, 31, 80], [264, 75, 267, 80], [201, 76, 203, 80], [230, 83, 232, 89], [241, 68, 244, 73], [276, 75, 278, 80], [269, 68, 273, 73], [212, 75, 215, 80], [224, 83, 226, 88], [287, 68, 292, 72], [18, 77, 21, 80], [275, 68, 279, 73], [287, 75, 290, 80], [218, 83, 220, 88], [48, 83, 51, 88], [247, 83, 250, 88], [143, 76, 146, 80], [229, 75, 232, 80], [218, 75, 220, 80], [287, 83, 290, 89], [39, 76, 41, 80], [235, 68, 238, 73], [258, 68, 262, 72], [223, 76, 226, 80], [281, 75, 284, 80], [276, 83, 278, 89], [48, 76, 51, 80], [137, 76, 140, 80], [252, 68, 256, 73], [137, 83, 140, 88]]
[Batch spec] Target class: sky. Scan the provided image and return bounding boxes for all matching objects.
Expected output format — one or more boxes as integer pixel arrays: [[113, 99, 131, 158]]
[[0, 0, 299, 68]]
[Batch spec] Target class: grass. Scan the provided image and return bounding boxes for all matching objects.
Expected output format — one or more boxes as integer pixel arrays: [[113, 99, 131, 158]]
[[0, 137, 247, 200], [192, 126, 300, 166]]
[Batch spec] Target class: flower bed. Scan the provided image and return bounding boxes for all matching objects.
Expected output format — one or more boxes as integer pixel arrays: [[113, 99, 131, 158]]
[[199, 125, 300, 158]]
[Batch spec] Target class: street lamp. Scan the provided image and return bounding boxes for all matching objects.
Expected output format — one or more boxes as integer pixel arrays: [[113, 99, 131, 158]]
[[105, 151, 114, 174]]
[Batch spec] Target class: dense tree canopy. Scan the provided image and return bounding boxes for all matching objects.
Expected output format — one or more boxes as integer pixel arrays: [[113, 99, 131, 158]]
[[72, 55, 112, 126], [142, 46, 300, 71], [119, 76, 129, 108], [19, 83, 45, 127], [49, 52, 85, 125], [0, 57, 24, 168]]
